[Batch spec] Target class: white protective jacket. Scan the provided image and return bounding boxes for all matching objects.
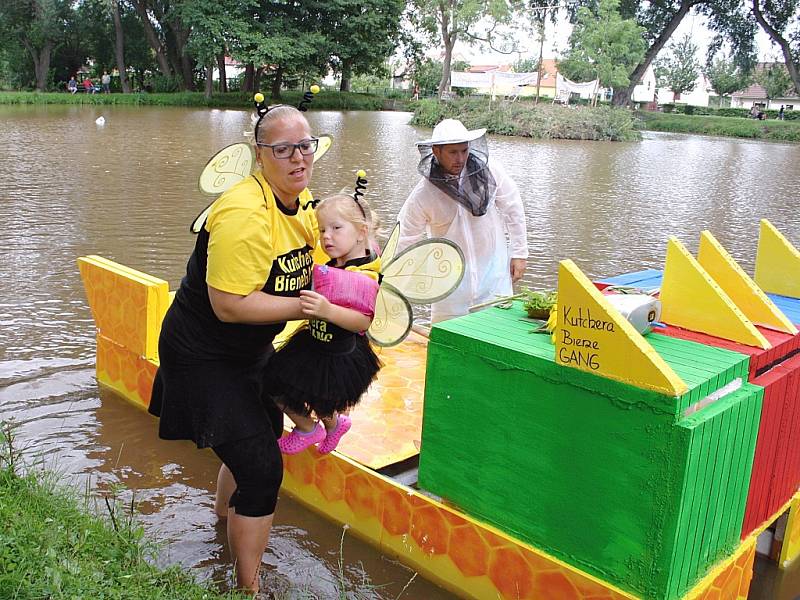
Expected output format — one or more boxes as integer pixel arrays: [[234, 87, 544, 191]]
[[397, 158, 528, 323]]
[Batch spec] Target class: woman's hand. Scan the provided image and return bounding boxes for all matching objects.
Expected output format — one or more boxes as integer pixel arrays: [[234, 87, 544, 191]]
[[299, 290, 332, 320]]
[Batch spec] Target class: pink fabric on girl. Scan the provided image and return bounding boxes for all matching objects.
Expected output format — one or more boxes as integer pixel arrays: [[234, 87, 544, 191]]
[[312, 263, 379, 318]]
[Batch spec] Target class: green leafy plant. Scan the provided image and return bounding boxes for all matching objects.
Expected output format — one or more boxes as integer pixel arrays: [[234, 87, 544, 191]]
[[522, 289, 557, 319]]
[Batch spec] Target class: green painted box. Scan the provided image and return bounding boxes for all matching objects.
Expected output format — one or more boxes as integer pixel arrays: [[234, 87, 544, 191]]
[[419, 304, 762, 600]]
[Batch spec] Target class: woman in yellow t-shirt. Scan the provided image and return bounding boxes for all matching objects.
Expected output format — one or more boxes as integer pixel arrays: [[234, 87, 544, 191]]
[[148, 100, 320, 594]]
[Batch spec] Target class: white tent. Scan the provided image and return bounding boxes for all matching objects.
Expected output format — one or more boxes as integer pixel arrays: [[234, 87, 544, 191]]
[[555, 73, 599, 103], [450, 71, 539, 98]]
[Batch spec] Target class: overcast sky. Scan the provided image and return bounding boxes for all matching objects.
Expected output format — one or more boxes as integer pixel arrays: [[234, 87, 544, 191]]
[[459, 12, 780, 67]]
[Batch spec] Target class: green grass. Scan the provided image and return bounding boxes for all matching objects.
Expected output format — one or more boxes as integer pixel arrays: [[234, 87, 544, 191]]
[[636, 111, 800, 142], [0, 422, 417, 599], [0, 90, 391, 111], [411, 98, 641, 141], [0, 420, 241, 599]]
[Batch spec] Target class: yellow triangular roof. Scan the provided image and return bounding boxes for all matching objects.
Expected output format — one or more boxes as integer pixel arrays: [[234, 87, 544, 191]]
[[661, 237, 770, 349], [698, 231, 796, 334], [754, 219, 800, 298], [556, 260, 687, 396]]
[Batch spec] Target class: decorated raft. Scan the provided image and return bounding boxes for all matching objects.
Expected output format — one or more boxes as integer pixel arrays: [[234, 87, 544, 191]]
[[76, 218, 800, 599]]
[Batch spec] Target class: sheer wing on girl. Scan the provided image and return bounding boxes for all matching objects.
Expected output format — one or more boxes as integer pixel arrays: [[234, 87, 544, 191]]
[[368, 222, 465, 347]]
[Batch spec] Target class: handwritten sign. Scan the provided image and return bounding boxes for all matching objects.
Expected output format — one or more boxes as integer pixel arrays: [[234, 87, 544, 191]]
[[555, 260, 686, 396]]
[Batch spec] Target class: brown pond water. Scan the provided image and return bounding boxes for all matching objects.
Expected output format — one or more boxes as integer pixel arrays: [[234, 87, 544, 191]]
[[0, 104, 798, 598]]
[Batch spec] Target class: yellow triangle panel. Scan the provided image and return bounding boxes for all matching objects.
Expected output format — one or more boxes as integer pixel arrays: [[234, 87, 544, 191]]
[[556, 260, 687, 396], [698, 231, 797, 334], [754, 219, 800, 298], [661, 238, 770, 349]]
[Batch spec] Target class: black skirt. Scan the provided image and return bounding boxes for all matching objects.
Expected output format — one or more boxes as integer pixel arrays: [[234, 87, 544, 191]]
[[264, 328, 382, 418], [149, 335, 282, 449]]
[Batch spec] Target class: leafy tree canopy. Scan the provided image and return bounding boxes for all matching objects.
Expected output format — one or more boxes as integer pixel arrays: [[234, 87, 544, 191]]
[[704, 52, 751, 97], [654, 33, 700, 96], [558, 0, 646, 90], [754, 61, 794, 99]]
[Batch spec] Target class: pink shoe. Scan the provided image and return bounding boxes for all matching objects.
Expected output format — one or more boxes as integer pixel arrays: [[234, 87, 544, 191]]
[[278, 422, 325, 455], [318, 415, 352, 454]]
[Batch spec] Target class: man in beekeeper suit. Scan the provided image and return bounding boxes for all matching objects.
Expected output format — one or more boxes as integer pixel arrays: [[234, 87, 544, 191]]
[[398, 118, 528, 323]]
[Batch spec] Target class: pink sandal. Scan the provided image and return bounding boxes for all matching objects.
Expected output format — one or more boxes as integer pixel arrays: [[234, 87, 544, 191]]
[[318, 415, 352, 454], [278, 422, 325, 455]]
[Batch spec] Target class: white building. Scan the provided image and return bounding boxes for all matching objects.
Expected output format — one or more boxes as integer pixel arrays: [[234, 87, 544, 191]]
[[731, 82, 798, 111], [631, 65, 657, 104], [657, 73, 718, 107]]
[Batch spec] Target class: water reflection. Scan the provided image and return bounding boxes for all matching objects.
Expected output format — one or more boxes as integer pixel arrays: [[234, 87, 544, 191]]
[[1, 104, 799, 597]]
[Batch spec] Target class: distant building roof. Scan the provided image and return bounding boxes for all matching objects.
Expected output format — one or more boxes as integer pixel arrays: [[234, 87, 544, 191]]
[[732, 82, 767, 99], [731, 62, 798, 99]]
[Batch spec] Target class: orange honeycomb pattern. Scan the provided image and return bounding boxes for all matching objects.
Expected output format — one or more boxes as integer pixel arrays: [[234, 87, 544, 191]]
[[96, 334, 158, 409], [336, 334, 428, 469], [282, 448, 639, 600], [78, 256, 169, 360], [686, 539, 755, 600]]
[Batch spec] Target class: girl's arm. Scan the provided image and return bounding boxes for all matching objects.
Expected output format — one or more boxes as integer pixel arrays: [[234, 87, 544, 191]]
[[298, 290, 372, 332], [208, 285, 306, 324]]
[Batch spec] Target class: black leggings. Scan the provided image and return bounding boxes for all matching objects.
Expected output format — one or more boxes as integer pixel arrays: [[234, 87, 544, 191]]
[[213, 431, 283, 517]]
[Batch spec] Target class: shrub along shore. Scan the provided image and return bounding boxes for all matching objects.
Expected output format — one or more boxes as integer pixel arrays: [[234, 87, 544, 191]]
[[411, 97, 642, 141], [635, 110, 800, 143], [0, 90, 390, 110], [3, 90, 799, 142]]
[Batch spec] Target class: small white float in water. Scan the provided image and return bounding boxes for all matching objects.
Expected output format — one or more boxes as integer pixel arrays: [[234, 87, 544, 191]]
[[95, 116, 105, 125]]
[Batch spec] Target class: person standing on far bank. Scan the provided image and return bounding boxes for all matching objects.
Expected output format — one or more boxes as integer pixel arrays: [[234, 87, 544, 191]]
[[397, 118, 528, 323]]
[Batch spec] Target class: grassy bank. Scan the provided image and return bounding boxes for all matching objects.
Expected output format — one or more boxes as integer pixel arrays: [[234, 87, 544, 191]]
[[411, 98, 641, 142], [0, 90, 391, 111], [636, 111, 800, 142], [0, 423, 241, 599]]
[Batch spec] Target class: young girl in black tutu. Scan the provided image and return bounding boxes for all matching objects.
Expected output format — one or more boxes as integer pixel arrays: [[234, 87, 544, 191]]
[[265, 185, 382, 454]]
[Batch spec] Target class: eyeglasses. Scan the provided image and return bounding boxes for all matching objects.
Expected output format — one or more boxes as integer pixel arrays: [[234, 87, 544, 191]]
[[256, 138, 318, 159]]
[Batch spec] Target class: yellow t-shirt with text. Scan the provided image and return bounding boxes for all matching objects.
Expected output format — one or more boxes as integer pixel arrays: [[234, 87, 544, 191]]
[[205, 172, 319, 297]]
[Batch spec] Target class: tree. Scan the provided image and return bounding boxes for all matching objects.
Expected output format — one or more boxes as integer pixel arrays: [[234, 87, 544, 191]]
[[754, 62, 793, 101], [751, 0, 800, 96], [512, 56, 538, 73], [231, 0, 327, 99], [128, 0, 196, 90], [654, 33, 700, 99], [558, 0, 646, 101], [111, 0, 131, 93], [181, 0, 253, 98], [0, 0, 72, 91], [410, 0, 517, 98], [326, 0, 405, 92], [704, 52, 749, 99], [412, 58, 443, 95], [608, 0, 757, 106]]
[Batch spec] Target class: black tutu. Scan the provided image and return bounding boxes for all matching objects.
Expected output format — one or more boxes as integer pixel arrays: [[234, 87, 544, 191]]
[[264, 328, 382, 418]]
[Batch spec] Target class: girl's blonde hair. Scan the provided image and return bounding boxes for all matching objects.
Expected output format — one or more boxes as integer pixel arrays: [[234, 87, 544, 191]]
[[316, 193, 380, 252]]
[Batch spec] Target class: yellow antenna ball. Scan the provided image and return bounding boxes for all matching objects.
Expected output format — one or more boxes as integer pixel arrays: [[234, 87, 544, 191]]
[[310, 85, 320, 94], [356, 169, 367, 178], [254, 92, 264, 103]]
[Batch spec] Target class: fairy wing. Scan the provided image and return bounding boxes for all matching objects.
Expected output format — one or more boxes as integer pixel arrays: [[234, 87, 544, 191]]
[[380, 238, 465, 304], [367, 283, 413, 347], [381, 223, 401, 265], [198, 142, 255, 195], [191, 135, 334, 234], [314, 135, 333, 162]]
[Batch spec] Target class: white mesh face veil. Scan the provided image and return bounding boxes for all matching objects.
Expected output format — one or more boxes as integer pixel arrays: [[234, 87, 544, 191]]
[[416, 136, 497, 217]]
